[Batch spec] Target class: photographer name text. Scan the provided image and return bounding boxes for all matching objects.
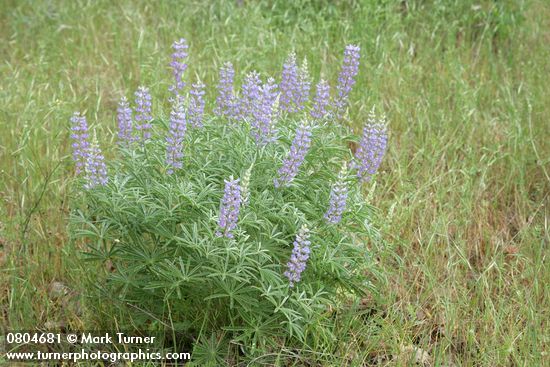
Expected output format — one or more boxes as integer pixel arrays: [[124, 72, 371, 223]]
[[6, 332, 156, 345], [79, 333, 156, 344]]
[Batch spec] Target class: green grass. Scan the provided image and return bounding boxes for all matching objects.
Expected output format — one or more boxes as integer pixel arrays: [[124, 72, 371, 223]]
[[1, 0, 548, 365]]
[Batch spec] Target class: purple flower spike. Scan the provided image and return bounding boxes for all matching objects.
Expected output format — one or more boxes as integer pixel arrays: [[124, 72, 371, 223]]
[[134, 86, 153, 141], [280, 52, 299, 113], [334, 44, 360, 119], [70, 112, 90, 175], [84, 133, 108, 189], [238, 71, 261, 121], [354, 107, 388, 183], [117, 96, 133, 144], [274, 121, 312, 188], [215, 61, 238, 119], [216, 176, 242, 238], [284, 224, 311, 287], [251, 77, 278, 145], [324, 162, 349, 224], [169, 38, 189, 97], [188, 81, 205, 128], [296, 58, 311, 112], [165, 97, 187, 174], [310, 79, 330, 120]]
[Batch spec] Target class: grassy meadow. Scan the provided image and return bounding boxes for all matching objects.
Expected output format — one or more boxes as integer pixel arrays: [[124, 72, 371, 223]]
[[1, 0, 548, 365]]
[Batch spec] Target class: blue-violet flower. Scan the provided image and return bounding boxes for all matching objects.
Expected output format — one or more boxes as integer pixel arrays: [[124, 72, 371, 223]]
[[333, 44, 360, 119], [354, 107, 388, 182], [117, 96, 133, 144], [134, 86, 153, 141], [310, 79, 330, 119], [216, 176, 242, 238], [165, 97, 187, 174], [279, 52, 299, 113], [83, 133, 108, 189], [324, 162, 349, 224], [169, 38, 189, 97], [251, 77, 278, 145], [188, 81, 205, 128], [70, 112, 90, 174], [215, 61, 238, 119], [284, 224, 311, 287], [274, 121, 312, 187], [238, 71, 261, 121]]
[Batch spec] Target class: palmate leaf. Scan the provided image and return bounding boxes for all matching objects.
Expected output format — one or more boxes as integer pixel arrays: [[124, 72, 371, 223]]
[[189, 333, 228, 367], [149, 257, 205, 284], [257, 266, 284, 286], [226, 315, 283, 353], [204, 279, 259, 310], [281, 310, 306, 341]]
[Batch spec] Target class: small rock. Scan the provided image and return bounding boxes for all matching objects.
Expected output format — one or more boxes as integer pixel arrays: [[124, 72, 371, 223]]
[[399, 345, 433, 366], [44, 320, 66, 330], [49, 281, 70, 298]]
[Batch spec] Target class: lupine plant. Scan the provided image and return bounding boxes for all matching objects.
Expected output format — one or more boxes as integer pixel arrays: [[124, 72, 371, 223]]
[[69, 39, 388, 363]]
